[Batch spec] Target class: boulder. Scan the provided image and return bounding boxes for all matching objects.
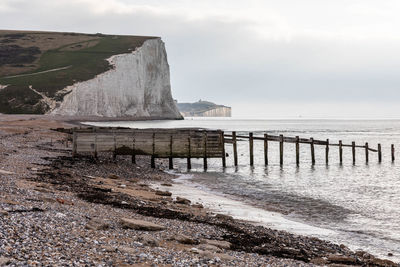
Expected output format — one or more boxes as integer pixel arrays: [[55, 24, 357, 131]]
[[120, 218, 165, 231], [327, 254, 357, 264], [175, 234, 198, 245], [161, 183, 172, 187], [175, 197, 191, 205], [192, 203, 204, 209], [202, 239, 231, 250], [136, 234, 159, 247], [0, 209, 8, 216], [0, 257, 11, 265], [198, 244, 222, 253], [108, 174, 119, 179], [85, 219, 110, 231], [155, 190, 172, 196], [215, 214, 234, 221]]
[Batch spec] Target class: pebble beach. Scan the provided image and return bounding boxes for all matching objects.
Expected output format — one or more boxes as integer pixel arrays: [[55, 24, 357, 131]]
[[0, 115, 398, 266]]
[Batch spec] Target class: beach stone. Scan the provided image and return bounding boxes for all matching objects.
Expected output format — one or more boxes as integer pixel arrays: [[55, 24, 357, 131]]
[[108, 174, 119, 179], [368, 258, 397, 266], [192, 203, 204, 209], [155, 190, 172, 196], [198, 244, 222, 253], [202, 239, 231, 250], [175, 234, 198, 245], [120, 218, 165, 231], [85, 218, 110, 231], [327, 254, 356, 264], [175, 197, 191, 205], [136, 234, 159, 247], [0, 209, 8, 216], [161, 183, 172, 186], [0, 256, 11, 265], [215, 214, 234, 221]]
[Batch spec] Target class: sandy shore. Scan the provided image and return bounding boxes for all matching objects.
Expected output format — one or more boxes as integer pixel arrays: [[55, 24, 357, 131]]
[[0, 115, 398, 266]]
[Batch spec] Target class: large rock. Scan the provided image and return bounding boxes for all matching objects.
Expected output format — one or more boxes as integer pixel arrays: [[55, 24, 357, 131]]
[[120, 218, 165, 231], [201, 239, 231, 250], [52, 38, 182, 119]]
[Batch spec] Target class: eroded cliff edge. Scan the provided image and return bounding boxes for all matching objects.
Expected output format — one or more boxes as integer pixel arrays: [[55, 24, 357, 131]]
[[51, 38, 182, 119]]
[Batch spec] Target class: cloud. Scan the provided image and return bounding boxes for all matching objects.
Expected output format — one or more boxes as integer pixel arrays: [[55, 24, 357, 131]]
[[1, 0, 400, 117]]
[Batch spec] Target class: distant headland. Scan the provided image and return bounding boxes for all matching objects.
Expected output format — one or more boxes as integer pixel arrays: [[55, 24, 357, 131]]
[[177, 100, 231, 117]]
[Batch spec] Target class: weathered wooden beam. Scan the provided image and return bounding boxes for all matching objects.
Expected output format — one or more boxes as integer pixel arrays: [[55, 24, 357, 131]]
[[151, 132, 156, 168], [94, 129, 98, 159], [169, 135, 173, 170], [339, 140, 343, 164], [295, 136, 300, 166], [204, 131, 208, 170], [249, 132, 254, 166], [72, 131, 77, 157], [221, 131, 226, 168], [310, 137, 315, 165], [352, 141, 356, 165], [365, 142, 369, 164], [264, 133, 269, 165], [392, 144, 395, 162], [378, 143, 382, 163], [187, 137, 192, 170], [279, 134, 284, 165], [232, 131, 238, 166], [113, 130, 117, 160], [325, 139, 329, 164]]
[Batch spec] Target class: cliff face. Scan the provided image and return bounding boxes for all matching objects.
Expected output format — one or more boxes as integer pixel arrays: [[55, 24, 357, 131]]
[[51, 38, 182, 119]]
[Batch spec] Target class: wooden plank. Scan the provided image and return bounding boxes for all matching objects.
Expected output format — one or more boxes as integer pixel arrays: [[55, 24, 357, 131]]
[[221, 131, 226, 168], [249, 132, 254, 166], [264, 133, 268, 166], [392, 144, 395, 162], [325, 139, 329, 164], [279, 134, 284, 165], [203, 131, 208, 170], [310, 138, 315, 165], [233, 131, 238, 166], [295, 136, 299, 166], [187, 136, 191, 170], [169, 135, 173, 169], [365, 142, 369, 164], [378, 144, 382, 163], [352, 141, 356, 164], [339, 140, 343, 164]]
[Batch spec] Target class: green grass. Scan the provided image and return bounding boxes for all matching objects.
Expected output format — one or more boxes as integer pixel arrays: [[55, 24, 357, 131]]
[[0, 34, 154, 114]]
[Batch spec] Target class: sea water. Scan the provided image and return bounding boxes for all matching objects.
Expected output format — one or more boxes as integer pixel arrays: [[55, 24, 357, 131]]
[[85, 118, 400, 262]]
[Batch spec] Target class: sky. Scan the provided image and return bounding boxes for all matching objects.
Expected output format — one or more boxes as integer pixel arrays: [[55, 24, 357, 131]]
[[1, 0, 400, 118]]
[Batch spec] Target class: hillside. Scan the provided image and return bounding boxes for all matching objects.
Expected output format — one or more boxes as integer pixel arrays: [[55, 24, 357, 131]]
[[0, 30, 180, 117], [177, 100, 231, 117]]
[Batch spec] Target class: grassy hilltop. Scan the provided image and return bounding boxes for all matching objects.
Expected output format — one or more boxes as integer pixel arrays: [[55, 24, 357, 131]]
[[0, 30, 155, 114]]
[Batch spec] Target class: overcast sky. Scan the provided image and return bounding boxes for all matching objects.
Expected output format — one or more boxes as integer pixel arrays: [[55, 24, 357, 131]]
[[1, 0, 400, 118]]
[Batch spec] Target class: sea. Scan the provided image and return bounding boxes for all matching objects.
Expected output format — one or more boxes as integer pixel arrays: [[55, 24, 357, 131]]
[[85, 118, 400, 262]]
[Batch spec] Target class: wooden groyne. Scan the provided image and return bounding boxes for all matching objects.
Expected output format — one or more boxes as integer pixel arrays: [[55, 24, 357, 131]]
[[72, 128, 225, 170], [225, 132, 386, 166], [72, 128, 395, 169]]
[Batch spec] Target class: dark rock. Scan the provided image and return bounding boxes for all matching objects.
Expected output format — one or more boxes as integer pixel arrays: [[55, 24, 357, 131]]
[[175, 197, 191, 205], [155, 190, 172, 196]]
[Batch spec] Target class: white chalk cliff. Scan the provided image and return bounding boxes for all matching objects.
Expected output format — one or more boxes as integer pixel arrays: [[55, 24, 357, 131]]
[[51, 38, 182, 119]]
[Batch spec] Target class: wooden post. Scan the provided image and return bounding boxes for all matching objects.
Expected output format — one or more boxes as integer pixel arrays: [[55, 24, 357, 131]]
[[93, 129, 98, 159], [378, 143, 382, 163], [169, 135, 173, 169], [151, 132, 155, 168], [365, 142, 369, 164], [295, 136, 300, 166], [279, 134, 284, 165], [232, 131, 238, 166], [339, 140, 343, 164], [221, 131, 226, 168], [203, 131, 208, 170], [249, 132, 254, 166], [392, 144, 395, 162], [187, 136, 192, 170], [113, 130, 117, 160], [325, 139, 329, 164], [352, 141, 356, 165], [264, 134, 269, 166], [310, 138, 315, 165], [72, 131, 77, 157]]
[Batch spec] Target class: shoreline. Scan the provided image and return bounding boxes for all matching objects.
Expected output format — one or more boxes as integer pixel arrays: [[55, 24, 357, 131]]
[[0, 114, 398, 266]]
